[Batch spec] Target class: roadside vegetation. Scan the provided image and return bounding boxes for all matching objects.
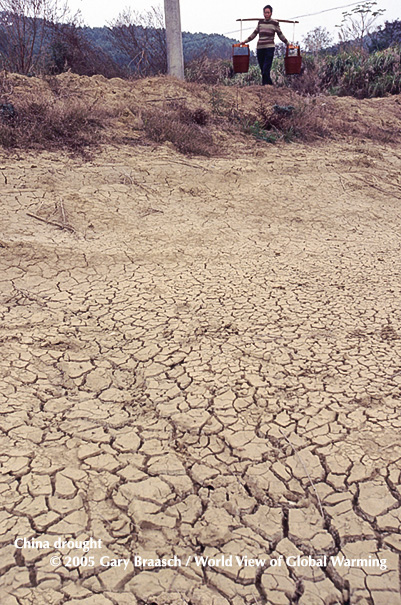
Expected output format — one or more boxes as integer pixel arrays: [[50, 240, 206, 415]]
[[186, 9, 401, 99], [211, 45, 401, 99], [0, 1, 400, 155]]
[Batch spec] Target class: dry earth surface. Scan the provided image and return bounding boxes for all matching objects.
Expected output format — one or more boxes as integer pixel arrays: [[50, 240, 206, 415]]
[[1, 75, 401, 605]]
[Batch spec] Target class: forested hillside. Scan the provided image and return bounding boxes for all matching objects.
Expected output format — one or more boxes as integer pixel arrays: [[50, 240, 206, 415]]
[[0, 12, 237, 77]]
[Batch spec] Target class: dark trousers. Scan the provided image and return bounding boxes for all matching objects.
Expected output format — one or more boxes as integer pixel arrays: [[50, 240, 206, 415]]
[[257, 47, 275, 85]]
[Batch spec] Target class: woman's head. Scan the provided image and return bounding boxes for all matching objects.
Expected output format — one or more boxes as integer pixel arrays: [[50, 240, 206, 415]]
[[263, 5, 273, 19]]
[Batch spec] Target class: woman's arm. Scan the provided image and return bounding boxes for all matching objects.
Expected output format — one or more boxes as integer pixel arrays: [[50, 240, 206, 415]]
[[243, 24, 259, 44], [275, 23, 289, 45]]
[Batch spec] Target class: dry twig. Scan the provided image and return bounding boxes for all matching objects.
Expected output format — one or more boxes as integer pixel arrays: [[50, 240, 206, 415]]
[[353, 175, 401, 200], [145, 97, 186, 103], [27, 212, 75, 233], [141, 207, 164, 217], [58, 201, 67, 226]]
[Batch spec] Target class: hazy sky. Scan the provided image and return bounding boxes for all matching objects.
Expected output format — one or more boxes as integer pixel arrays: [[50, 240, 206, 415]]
[[69, 0, 399, 44]]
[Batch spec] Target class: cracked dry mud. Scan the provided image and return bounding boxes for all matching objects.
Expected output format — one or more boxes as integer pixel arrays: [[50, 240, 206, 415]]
[[1, 134, 401, 605]]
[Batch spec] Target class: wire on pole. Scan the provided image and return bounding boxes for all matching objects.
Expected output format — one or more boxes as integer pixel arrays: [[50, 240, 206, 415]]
[[224, 1, 365, 37]]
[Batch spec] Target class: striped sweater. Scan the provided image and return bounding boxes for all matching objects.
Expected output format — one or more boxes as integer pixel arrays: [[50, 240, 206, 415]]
[[244, 19, 288, 49]]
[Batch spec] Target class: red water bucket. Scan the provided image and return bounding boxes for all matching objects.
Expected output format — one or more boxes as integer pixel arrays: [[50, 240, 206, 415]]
[[284, 45, 302, 75], [232, 44, 250, 74]]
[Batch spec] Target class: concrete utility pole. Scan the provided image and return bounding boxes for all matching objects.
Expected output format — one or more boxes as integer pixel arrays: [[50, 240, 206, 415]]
[[164, 0, 185, 79]]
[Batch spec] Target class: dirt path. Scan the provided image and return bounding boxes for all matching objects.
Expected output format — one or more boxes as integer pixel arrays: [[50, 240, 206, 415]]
[[1, 139, 401, 604]]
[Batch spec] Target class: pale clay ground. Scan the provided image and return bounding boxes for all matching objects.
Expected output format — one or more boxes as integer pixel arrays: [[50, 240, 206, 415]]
[[1, 128, 401, 605]]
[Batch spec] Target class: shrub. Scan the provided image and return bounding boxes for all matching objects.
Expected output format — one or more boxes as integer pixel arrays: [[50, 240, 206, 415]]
[[274, 46, 401, 98], [272, 55, 323, 95], [190, 46, 401, 99], [321, 46, 401, 97], [224, 65, 262, 87], [242, 119, 279, 143], [185, 56, 233, 84]]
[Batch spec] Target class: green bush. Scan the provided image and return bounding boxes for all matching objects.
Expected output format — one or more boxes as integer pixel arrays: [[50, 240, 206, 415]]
[[223, 65, 262, 87], [275, 46, 401, 98], [242, 119, 279, 143], [195, 46, 401, 99], [320, 46, 401, 97]]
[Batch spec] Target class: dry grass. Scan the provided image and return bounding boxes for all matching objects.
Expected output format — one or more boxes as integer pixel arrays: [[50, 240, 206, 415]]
[[243, 92, 400, 146], [0, 96, 107, 153], [0, 72, 109, 154], [185, 56, 233, 85], [254, 98, 330, 142], [141, 102, 215, 156]]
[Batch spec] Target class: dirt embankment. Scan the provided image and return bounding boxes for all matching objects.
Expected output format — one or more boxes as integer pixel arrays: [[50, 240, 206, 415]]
[[2, 72, 401, 153], [1, 74, 401, 604]]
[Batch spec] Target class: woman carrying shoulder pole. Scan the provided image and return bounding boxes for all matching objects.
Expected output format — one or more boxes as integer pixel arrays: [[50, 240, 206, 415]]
[[242, 5, 289, 86]]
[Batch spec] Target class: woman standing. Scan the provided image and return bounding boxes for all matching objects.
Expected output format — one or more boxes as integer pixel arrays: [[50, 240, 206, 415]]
[[242, 5, 289, 85]]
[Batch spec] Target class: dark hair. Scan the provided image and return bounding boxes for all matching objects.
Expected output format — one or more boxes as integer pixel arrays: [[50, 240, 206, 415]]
[[264, 5, 273, 12]]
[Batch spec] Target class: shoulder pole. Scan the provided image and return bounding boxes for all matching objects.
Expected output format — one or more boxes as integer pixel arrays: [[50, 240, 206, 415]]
[[236, 18, 299, 24]]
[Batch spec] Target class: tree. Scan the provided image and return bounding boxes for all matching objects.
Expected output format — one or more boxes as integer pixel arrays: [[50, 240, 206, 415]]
[[303, 27, 333, 55], [108, 6, 167, 77], [0, 0, 73, 73], [336, 1, 386, 50], [368, 19, 401, 51], [48, 21, 123, 77]]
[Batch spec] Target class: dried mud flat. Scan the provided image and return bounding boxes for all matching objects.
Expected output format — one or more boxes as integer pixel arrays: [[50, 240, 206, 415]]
[[1, 83, 401, 605]]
